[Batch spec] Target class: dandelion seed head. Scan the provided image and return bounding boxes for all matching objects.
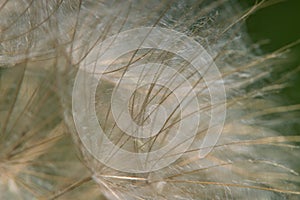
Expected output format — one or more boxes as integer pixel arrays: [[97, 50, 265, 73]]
[[0, 0, 299, 200]]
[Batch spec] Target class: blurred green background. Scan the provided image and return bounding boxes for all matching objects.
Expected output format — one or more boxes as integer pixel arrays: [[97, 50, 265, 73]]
[[242, 0, 300, 104]]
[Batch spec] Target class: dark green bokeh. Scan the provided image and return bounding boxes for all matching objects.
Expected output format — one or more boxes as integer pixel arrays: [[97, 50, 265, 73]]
[[243, 0, 300, 104]]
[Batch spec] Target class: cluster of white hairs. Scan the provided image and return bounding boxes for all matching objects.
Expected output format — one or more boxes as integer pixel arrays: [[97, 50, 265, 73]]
[[0, 0, 299, 199]]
